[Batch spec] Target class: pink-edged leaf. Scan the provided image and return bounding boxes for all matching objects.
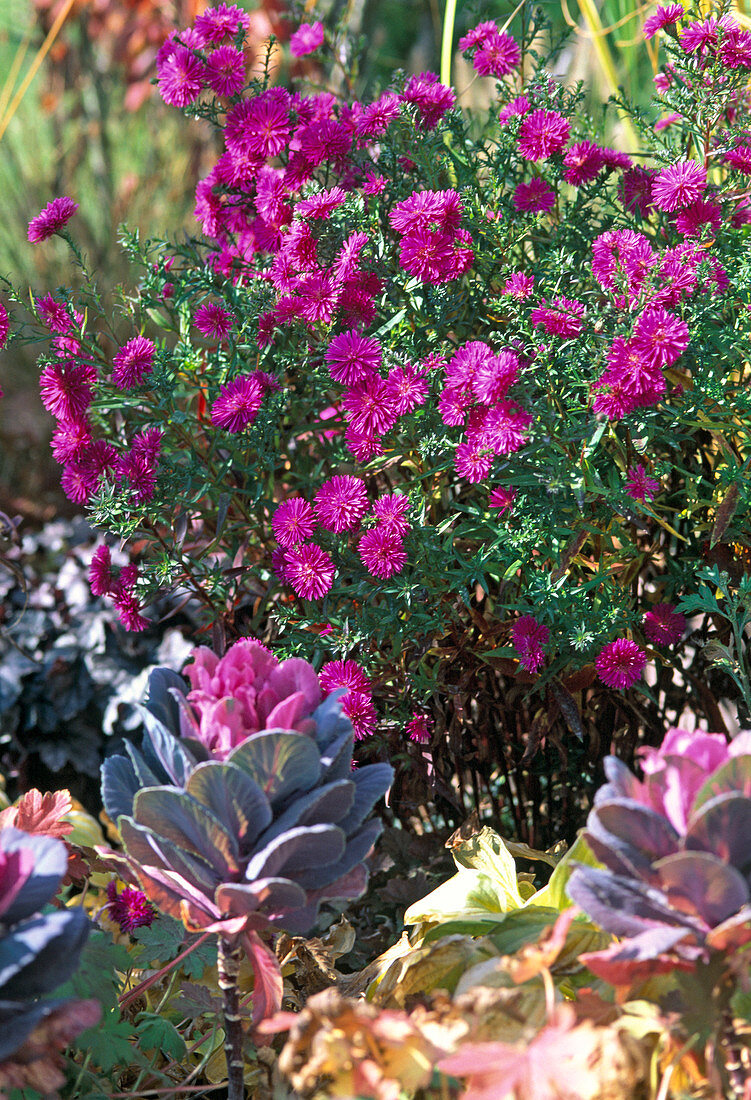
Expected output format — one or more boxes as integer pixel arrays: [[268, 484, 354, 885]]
[[706, 905, 751, 951], [579, 926, 696, 986], [134, 863, 221, 925], [241, 929, 283, 1027]]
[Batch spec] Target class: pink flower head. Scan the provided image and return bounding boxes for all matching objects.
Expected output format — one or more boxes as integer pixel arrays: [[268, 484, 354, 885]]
[[596, 638, 647, 689], [106, 881, 156, 933], [51, 417, 91, 464], [498, 95, 530, 125], [356, 92, 402, 138], [358, 526, 407, 579], [562, 141, 606, 186], [652, 161, 707, 212], [194, 4, 250, 42], [620, 167, 655, 217], [157, 45, 206, 107], [89, 544, 114, 597], [210, 374, 264, 432], [325, 330, 382, 386], [385, 362, 429, 415], [194, 302, 234, 340], [454, 441, 493, 483], [314, 475, 369, 533], [389, 189, 463, 235], [184, 638, 322, 758], [225, 90, 291, 158], [28, 196, 79, 242], [511, 615, 549, 673], [644, 603, 686, 645], [530, 297, 585, 338], [719, 25, 751, 68], [489, 486, 517, 514], [0, 302, 8, 351], [342, 376, 398, 438], [272, 497, 317, 548], [115, 589, 150, 632], [319, 659, 372, 697], [513, 179, 555, 213], [296, 186, 347, 219], [406, 712, 434, 744], [517, 109, 570, 161], [473, 32, 521, 78], [459, 21, 499, 52], [502, 272, 534, 299], [39, 361, 95, 421], [290, 21, 324, 57], [631, 306, 689, 369], [372, 493, 411, 536], [400, 72, 455, 131], [725, 145, 751, 174], [643, 4, 684, 38], [675, 199, 722, 237], [112, 336, 156, 390], [205, 44, 246, 97], [340, 691, 377, 740], [625, 464, 660, 502]]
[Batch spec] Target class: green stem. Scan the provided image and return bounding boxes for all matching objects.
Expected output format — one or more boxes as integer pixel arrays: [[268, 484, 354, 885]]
[[218, 936, 245, 1100], [440, 0, 458, 89]]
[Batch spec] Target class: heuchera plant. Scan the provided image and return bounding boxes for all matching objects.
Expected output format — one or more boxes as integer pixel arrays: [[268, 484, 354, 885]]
[[6, 0, 751, 833], [101, 638, 393, 1100]]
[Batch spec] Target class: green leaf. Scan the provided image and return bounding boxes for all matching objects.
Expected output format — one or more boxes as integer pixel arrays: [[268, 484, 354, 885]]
[[450, 827, 525, 909], [131, 914, 187, 966], [82, 1018, 142, 1073], [531, 834, 601, 910], [55, 929, 131, 1014], [135, 1012, 187, 1060], [403, 868, 514, 926]]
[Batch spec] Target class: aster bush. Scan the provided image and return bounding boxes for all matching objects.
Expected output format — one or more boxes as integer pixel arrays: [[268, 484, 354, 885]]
[[5, 0, 751, 850]]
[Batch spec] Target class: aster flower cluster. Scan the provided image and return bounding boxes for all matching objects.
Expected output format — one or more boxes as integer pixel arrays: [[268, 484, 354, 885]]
[[271, 480, 412, 600]]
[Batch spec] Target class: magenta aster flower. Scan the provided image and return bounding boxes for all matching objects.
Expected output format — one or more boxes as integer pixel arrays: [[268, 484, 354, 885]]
[[473, 32, 521, 78], [726, 145, 751, 173], [89, 544, 114, 597], [106, 881, 156, 933], [675, 199, 722, 237], [210, 374, 264, 432], [205, 44, 246, 97], [498, 95, 530, 125], [530, 297, 585, 338], [406, 712, 434, 744], [51, 417, 91, 464], [489, 486, 517, 514], [372, 493, 411, 536], [36, 294, 73, 334], [513, 179, 555, 213], [195, 4, 250, 42], [511, 615, 549, 673], [517, 109, 570, 161], [562, 141, 606, 186], [643, 603, 686, 645], [314, 475, 369, 533], [459, 21, 501, 52], [481, 401, 532, 455], [385, 362, 429, 415], [194, 302, 234, 340], [39, 362, 95, 421], [290, 20, 324, 56], [340, 690, 377, 740], [643, 4, 684, 38], [502, 272, 534, 298], [225, 91, 291, 158], [115, 589, 149, 632], [342, 377, 398, 438], [272, 498, 317, 548], [596, 638, 647, 689], [28, 196, 79, 242], [296, 186, 347, 219], [112, 335, 156, 390], [0, 302, 8, 350], [652, 161, 707, 212], [283, 543, 336, 600], [319, 659, 372, 697], [356, 92, 402, 137], [358, 527, 407, 579], [400, 72, 455, 131], [325, 330, 382, 385], [620, 167, 655, 217], [454, 442, 493, 483], [625, 463, 660, 502], [157, 45, 206, 107], [631, 306, 689, 369], [390, 189, 463, 235]]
